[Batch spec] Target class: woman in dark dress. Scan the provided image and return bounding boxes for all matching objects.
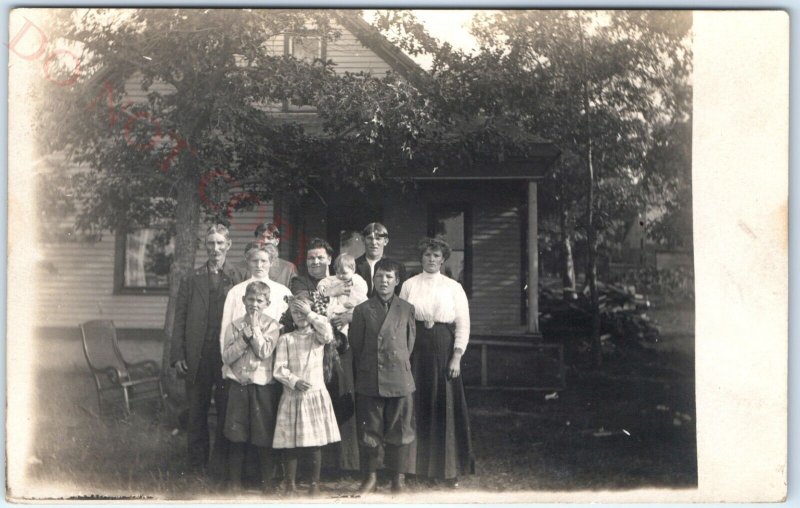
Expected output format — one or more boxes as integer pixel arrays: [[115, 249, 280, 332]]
[[289, 238, 360, 474], [399, 237, 475, 487]]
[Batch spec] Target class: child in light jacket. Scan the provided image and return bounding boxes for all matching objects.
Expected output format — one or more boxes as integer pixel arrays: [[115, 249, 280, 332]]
[[221, 281, 282, 492]]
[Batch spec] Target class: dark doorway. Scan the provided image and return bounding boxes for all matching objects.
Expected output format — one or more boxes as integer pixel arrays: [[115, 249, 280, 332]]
[[327, 200, 383, 256]]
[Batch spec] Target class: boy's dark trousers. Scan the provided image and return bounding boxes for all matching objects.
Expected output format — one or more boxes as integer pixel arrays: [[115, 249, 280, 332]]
[[356, 393, 415, 492]]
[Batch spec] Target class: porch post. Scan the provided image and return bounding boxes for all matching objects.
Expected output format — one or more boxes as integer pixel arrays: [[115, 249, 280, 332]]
[[527, 180, 540, 334]]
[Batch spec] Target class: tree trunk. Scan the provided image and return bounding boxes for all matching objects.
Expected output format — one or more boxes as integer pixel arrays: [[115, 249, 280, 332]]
[[586, 196, 602, 368], [559, 207, 576, 297], [576, 12, 602, 368], [161, 172, 201, 404], [582, 138, 601, 368]]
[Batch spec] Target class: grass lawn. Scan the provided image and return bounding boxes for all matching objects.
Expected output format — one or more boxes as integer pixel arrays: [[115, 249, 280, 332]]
[[14, 305, 696, 500]]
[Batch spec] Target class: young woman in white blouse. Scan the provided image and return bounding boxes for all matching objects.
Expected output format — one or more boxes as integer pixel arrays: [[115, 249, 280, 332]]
[[399, 237, 475, 487]]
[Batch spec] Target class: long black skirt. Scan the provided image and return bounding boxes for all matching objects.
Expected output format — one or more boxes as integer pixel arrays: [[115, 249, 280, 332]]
[[406, 322, 475, 480], [322, 342, 360, 472]]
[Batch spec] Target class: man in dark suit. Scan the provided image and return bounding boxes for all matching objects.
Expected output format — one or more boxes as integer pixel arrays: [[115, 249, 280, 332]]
[[171, 224, 244, 475], [355, 222, 407, 297], [350, 259, 416, 495]]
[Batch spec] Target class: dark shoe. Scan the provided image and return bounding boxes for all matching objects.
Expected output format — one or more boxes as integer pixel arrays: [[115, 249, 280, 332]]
[[357, 472, 377, 496], [309, 482, 321, 497], [391, 473, 405, 493], [446, 477, 460, 489]]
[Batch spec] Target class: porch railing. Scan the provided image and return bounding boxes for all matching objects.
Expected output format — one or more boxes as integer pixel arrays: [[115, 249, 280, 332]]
[[465, 335, 566, 392]]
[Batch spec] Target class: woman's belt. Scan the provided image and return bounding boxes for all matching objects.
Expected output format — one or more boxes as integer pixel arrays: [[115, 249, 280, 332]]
[[415, 320, 454, 330]]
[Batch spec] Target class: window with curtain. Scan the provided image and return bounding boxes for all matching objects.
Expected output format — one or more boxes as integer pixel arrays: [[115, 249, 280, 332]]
[[116, 228, 174, 293]]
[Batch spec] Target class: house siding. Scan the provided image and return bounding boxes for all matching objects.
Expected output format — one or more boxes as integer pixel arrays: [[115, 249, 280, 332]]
[[37, 204, 274, 330], [376, 181, 526, 335], [38, 19, 404, 331], [327, 31, 394, 75], [124, 78, 177, 103], [470, 199, 525, 333], [37, 234, 170, 329], [267, 25, 395, 76]]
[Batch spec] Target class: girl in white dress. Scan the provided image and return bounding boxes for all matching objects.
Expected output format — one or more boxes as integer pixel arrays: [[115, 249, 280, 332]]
[[272, 295, 341, 496]]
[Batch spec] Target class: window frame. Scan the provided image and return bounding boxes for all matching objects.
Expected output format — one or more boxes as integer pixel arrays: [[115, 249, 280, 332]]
[[113, 227, 174, 295], [282, 33, 327, 113], [427, 203, 473, 297]]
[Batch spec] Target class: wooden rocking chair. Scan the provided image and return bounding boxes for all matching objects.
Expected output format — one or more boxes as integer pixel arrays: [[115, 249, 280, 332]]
[[79, 320, 164, 415]]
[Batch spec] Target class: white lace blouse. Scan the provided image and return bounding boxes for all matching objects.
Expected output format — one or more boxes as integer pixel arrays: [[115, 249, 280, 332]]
[[399, 271, 471, 352]]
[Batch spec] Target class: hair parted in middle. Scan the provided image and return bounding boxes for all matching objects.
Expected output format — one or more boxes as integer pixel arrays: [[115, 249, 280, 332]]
[[244, 241, 276, 262], [417, 236, 452, 261], [244, 280, 271, 299], [362, 222, 388, 238]]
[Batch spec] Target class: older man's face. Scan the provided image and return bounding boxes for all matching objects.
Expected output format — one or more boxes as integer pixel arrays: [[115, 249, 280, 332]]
[[205, 232, 231, 266]]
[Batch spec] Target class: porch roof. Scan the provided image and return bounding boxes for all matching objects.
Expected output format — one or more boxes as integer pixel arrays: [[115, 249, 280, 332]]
[[400, 149, 558, 181], [400, 119, 561, 181]]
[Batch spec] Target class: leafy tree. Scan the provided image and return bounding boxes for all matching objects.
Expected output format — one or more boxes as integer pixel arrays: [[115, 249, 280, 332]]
[[644, 119, 693, 249], [374, 9, 692, 366], [35, 8, 433, 401]]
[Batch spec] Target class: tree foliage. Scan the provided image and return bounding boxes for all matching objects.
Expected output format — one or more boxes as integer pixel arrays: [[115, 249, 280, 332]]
[[34, 9, 438, 395], [373, 9, 692, 365], [35, 8, 694, 378], [374, 9, 692, 243]]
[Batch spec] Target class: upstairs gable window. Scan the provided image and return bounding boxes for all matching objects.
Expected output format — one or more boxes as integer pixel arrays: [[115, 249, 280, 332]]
[[288, 35, 323, 62], [283, 34, 326, 113]]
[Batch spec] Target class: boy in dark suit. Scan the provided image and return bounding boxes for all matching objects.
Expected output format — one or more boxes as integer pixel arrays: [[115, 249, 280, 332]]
[[350, 259, 416, 495]]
